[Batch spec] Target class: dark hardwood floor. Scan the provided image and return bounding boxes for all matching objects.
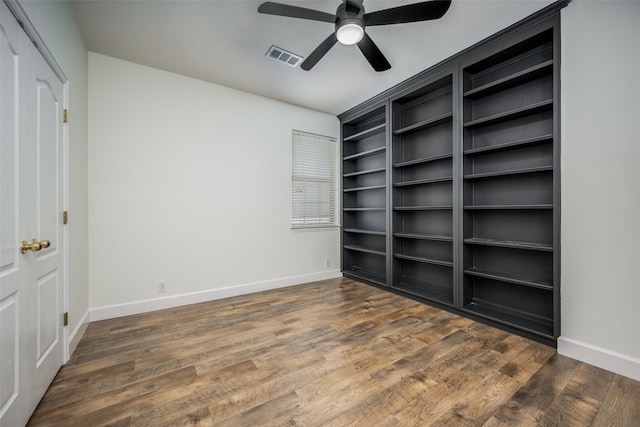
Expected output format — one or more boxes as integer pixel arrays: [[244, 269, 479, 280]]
[[28, 278, 639, 426]]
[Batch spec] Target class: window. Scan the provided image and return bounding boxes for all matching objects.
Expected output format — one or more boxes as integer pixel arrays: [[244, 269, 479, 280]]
[[292, 130, 337, 228]]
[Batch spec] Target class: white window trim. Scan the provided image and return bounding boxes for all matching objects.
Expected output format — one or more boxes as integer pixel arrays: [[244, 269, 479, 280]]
[[291, 130, 338, 229]]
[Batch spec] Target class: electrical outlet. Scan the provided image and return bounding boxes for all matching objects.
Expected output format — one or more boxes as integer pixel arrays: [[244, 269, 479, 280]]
[[325, 259, 330, 268], [158, 281, 167, 293]]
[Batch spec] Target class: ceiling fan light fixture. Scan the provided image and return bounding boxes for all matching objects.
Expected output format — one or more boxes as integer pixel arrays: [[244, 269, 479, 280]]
[[336, 22, 364, 45]]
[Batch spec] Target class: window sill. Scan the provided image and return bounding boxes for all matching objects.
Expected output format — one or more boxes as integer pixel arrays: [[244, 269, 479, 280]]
[[291, 224, 340, 232]]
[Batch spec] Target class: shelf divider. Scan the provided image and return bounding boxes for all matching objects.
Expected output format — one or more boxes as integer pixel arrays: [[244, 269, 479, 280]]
[[464, 204, 552, 210], [343, 167, 386, 178], [394, 253, 453, 267], [394, 205, 453, 211], [343, 245, 386, 256], [464, 165, 552, 180], [464, 60, 553, 99], [464, 99, 552, 129], [343, 269, 387, 287], [464, 134, 553, 155], [393, 153, 453, 168], [343, 123, 386, 142], [343, 228, 386, 236], [464, 300, 553, 338], [464, 267, 552, 290], [393, 112, 453, 135], [394, 176, 453, 187], [394, 281, 453, 306], [343, 146, 385, 161], [343, 184, 386, 192], [393, 232, 453, 242], [343, 207, 386, 212], [463, 237, 552, 252]]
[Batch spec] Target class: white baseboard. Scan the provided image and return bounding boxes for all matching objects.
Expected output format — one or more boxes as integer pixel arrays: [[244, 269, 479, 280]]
[[557, 336, 640, 381], [89, 270, 342, 322], [68, 309, 90, 357]]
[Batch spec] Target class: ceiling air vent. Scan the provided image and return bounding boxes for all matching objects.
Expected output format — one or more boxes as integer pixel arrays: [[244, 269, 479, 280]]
[[266, 45, 303, 68]]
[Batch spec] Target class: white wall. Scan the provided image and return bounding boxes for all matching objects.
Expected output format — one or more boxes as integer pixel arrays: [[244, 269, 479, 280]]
[[17, 0, 90, 354], [559, 0, 640, 380], [88, 53, 341, 318]]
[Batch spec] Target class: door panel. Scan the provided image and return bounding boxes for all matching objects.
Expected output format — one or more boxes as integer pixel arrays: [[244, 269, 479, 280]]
[[0, 294, 20, 423], [1, 3, 29, 424], [1, 2, 66, 424], [28, 31, 65, 412], [36, 79, 61, 244], [36, 272, 59, 365]]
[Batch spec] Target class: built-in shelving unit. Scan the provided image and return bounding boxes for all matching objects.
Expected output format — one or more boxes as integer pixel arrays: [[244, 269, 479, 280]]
[[339, 6, 563, 344], [461, 28, 557, 339], [391, 75, 455, 306], [341, 105, 388, 286]]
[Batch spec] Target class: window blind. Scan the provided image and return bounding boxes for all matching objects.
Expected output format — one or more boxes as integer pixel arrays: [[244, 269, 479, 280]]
[[292, 130, 337, 228]]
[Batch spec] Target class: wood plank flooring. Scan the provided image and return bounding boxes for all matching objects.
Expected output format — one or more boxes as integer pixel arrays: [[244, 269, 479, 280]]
[[28, 278, 640, 426]]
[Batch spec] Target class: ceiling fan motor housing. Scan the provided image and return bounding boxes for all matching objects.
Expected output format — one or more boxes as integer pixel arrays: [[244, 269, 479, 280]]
[[335, 2, 365, 45]]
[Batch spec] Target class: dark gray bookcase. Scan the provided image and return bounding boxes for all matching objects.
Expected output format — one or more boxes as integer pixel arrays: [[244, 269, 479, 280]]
[[461, 29, 556, 338], [391, 75, 455, 305], [339, 2, 566, 344], [341, 105, 388, 287]]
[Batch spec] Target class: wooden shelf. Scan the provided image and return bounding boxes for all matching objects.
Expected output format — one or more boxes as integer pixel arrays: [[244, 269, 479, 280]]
[[343, 146, 385, 161], [464, 99, 553, 129], [464, 134, 553, 155], [463, 237, 552, 252], [343, 184, 386, 192], [394, 176, 452, 187], [464, 267, 552, 290], [464, 299, 553, 338], [343, 123, 386, 142], [343, 245, 385, 256], [343, 167, 385, 178], [343, 228, 386, 236], [393, 153, 452, 168], [343, 269, 386, 287], [394, 232, 452, 242], [464, 204, 552, 210], [464, 60, 554, 99], [394, 112, 453, 135], [343, 207, 386, 212], [464, 165, 552, 180], [394, 205, 453, 211], [394, 253, 453, 267]]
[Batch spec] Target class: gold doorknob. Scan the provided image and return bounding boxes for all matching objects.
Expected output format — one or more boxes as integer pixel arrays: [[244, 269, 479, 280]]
[[20, 239, 51, 254]]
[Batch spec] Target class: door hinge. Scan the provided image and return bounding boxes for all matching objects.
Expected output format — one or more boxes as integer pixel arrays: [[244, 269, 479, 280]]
[[62, 109, 68, 123], [63, 211, 68, 225], [63, 312, 69, 327]]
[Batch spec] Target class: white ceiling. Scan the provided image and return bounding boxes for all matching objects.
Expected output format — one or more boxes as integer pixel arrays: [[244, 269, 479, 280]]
[[69, 0, 555, 115]]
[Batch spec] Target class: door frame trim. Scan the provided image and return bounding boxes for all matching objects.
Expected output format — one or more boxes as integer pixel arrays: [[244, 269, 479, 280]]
[[3, 0, 67, 82]]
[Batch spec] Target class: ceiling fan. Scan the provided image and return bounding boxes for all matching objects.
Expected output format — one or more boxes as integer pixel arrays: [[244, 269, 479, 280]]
[[258, 0, 452, 72]]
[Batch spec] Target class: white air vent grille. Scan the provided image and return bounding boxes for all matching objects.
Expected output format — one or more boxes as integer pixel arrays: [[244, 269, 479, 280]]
[[266, 45, 303, 67]]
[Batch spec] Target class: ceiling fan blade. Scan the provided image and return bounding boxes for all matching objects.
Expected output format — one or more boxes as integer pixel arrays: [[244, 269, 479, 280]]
[[258, 2, 335, 23], [301, 33, 339, 71], [357, 33, 391, 72], [365, 0, 452, 26]]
